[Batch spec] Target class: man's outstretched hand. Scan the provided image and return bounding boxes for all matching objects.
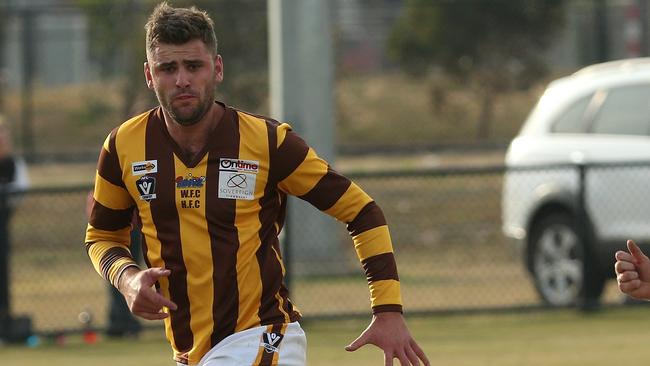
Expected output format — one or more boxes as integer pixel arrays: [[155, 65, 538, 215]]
[[615, 239, 650, 300], [118, 267, 178, 320], [346, 312, 430, 366]]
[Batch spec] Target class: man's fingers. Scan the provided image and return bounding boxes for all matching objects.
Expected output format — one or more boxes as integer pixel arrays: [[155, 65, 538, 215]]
[[146, 267, 172, 281], [131, 291, 171, 319], [382, 349, 412, 366], [405, 345, 421, 366], [618, 271, 639, 282], [345, 333, 369, 352], [615, 260, 637, 274], [139, 268, 177, 309], [384, 352, 394, 366], [153, 291, 178, 311], [395, 350, 411, 366], [410, 340, 430, 366], [627, 240, 645, 261], [618, 279, 641, 293], [131, 297, 174, 320], [140, 285, 177, 311], [133, 309, 170, 321], [615, 250, 634, 262], [131, 283, 177, 316]]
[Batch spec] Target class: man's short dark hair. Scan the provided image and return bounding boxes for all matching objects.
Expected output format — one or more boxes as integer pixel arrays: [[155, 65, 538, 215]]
[[145, 2, 218, 57]]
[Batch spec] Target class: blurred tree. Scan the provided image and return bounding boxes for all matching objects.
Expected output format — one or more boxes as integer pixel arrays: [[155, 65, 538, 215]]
[[184, 0, 268, 111], [75, 0, 268, 118], [388, 0, 566, 139], [75, 0, 152, 120]]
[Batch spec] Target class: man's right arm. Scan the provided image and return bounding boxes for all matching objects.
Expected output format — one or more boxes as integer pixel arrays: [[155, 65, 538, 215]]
[[86, 130, 177, 320], [85, 130, 138, 288]]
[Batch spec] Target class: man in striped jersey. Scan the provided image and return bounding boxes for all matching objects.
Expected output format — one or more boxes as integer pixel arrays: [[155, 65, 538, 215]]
[[85, 2, 429, 366]]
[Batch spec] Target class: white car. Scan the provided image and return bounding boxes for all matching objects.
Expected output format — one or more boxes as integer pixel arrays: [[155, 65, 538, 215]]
[[502, 58, 650, 306]]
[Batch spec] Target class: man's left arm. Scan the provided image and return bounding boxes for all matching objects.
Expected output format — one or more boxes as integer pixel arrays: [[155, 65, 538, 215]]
[[274, 125, 430, 365], [337, 188, 430, 366]]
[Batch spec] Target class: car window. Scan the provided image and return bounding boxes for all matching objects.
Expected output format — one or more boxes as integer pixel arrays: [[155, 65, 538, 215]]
[[551, 94, 592, 133], [591, 84, 650, 135]]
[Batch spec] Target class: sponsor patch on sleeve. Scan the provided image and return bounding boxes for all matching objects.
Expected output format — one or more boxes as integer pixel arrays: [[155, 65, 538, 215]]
[[132, 160, 158, 176]]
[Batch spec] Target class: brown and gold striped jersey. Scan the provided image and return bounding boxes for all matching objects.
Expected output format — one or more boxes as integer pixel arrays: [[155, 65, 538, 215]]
[[85, 102, 402, 365]]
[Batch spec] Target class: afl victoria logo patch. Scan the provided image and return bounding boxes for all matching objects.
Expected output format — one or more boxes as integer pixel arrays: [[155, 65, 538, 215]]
[[261, 332, 284, 354], [136, 175, 157, 201]]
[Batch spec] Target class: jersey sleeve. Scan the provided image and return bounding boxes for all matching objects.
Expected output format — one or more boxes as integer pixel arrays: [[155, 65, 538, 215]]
[[273, 123, 402, 313], [85, 129, 139, 288]]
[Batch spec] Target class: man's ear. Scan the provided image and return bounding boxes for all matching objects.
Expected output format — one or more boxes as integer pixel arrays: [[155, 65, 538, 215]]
[[144, 62, 154, 90], [214, 55, 224, 83]]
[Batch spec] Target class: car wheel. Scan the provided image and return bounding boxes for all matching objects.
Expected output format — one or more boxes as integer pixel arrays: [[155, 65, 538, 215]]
[[528, 212, 604, 306]]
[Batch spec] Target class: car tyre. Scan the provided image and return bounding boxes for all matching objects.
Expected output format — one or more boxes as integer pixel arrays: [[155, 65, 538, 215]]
[[528, 211, 605, 307]]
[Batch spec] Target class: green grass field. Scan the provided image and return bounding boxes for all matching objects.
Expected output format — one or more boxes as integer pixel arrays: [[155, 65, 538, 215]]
[[2, 306, 650, 366]]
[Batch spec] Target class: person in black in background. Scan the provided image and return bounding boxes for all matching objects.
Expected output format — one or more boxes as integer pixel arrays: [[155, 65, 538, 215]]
[[0, 117, 29, 193], [0, 150, 15, 186], [0, 116, 29, 341], [0, 118, 15, 186]]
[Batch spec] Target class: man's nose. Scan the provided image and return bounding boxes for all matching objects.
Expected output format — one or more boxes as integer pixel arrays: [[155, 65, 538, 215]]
[[176, 69, 191, 88]]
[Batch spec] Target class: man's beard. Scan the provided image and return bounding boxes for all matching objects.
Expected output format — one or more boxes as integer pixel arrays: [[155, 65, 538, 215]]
[[159, 86, 215, 126]]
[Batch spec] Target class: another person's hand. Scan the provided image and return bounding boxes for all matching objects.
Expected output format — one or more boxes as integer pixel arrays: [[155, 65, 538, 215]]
[[615, 239, 650, 300], [118, 267, 178, 320], [345, 312, 430, 366]]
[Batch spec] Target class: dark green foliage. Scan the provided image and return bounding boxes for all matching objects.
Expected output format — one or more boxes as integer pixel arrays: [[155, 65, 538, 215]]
[[389, 0, 565, 85], [388, 0, 566, 138]]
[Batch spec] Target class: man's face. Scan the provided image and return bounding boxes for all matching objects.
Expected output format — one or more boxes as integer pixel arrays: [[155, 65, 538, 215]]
[[144, 39, 223, 126]]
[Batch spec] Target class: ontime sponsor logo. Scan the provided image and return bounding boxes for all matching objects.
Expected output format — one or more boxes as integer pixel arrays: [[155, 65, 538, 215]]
[[219, 158, 259, 173]]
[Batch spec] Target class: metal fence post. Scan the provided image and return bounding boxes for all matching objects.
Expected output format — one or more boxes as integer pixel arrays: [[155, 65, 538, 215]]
[[0, 188, 6, 335], [576, 163, 598, 311], [0, 185, 11, 340]]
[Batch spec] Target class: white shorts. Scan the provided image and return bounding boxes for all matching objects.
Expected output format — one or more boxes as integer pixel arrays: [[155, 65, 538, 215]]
[[177, 322, 306, 366]]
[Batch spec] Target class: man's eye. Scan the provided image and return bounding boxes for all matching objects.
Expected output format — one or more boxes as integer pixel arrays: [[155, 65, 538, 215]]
[[188, 64, 200, 71]]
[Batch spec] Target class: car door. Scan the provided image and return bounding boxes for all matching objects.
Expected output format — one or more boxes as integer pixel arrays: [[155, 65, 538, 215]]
[[578, 83, 650, 242]]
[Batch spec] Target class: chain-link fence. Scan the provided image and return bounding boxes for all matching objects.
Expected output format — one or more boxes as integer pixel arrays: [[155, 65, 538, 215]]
[[2, 162, 642, 338], [290, 166, 537, 318], [0, 163, 650, 333], [1, 185, 100, 338]]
